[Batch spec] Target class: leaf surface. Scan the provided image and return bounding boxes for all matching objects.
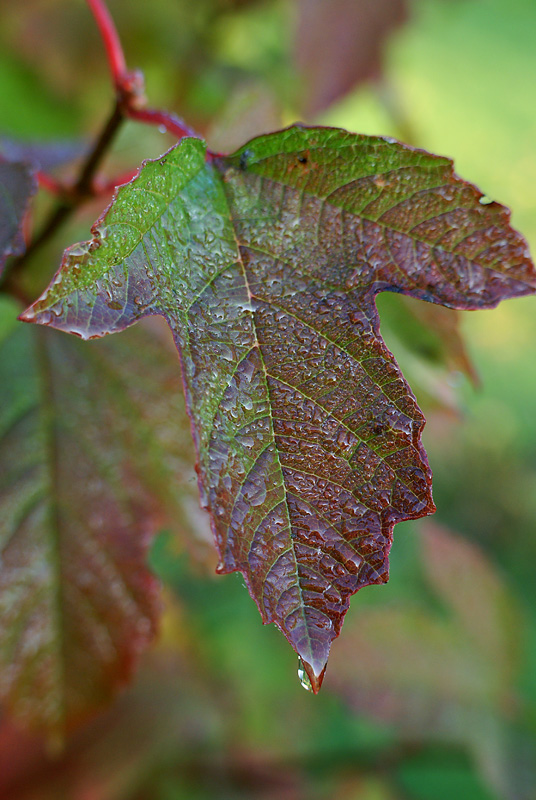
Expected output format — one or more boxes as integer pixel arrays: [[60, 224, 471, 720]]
[[0, 157, 37, 275], [0, 298, 209, 733], [21, 126, 536, 688]]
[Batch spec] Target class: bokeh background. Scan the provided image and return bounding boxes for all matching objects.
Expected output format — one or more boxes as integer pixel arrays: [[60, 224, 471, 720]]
[[1, 0, 535, 797]]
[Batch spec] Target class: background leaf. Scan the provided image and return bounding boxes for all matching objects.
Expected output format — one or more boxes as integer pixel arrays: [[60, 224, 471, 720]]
[[0, 156, 37, 275], [0, 138, 86, 173], [328, 522, 530, 799], [0, 297, 211, 733], [294, 0, 408, 114]]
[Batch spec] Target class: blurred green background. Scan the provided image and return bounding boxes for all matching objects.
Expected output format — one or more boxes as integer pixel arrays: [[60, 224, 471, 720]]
[[1, 0, 535, 797]]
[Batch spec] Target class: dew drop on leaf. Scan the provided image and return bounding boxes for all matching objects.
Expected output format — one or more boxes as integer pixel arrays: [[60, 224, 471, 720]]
[[297, 659, 313, 692]]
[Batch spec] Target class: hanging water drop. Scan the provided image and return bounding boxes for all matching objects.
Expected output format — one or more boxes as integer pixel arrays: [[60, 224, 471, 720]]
[[297, 658, 313, 692]]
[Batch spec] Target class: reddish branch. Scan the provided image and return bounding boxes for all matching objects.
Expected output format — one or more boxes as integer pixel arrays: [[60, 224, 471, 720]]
[[84, 0, 197, 141], [36, 172, 64, 195], [126, 106, 198, 143], [1, 0, 206, 295], [85, 0, 128, 88]]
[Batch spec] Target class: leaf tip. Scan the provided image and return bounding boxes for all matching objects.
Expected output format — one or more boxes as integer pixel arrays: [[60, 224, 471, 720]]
[[17, 303, 37, 323], [298, 657, 327, 694]]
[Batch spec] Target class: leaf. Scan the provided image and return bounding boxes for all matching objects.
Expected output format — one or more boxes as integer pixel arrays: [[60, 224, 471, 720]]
[[377, 293, 478, 413], [0, 138, 86, 172], [327, 523, 525, 799], [0, 156, 37, 275], [0, 297, 211, 733], [20, 126, 536, 690], [0, 649, 217, 800], [294, 0, 408, 115]]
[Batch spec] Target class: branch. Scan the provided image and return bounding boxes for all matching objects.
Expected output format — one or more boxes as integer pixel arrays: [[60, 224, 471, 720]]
[[1, 0, 206, 306], [125, 106, 198, 142], [4, 99, 124, 278], [85, 0, 127, 88], [36, 172, 65, 195], [74, 100, 124, 198]]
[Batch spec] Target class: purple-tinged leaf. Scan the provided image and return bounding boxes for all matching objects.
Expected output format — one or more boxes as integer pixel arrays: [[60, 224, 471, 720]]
[[0, 138, 86, 172], [328, 523, 523, 798], [0, 157, 37, 275], [0, 300, 210, 733], [0, 651, 217, 800], [294, 0, 408, 114], [20, 126, 536, 690]]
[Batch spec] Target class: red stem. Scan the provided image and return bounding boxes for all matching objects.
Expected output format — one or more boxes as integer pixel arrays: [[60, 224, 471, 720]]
[[2, 0, 206, 296], [36, 172, 64, 195], [85, 0, 127, 87], [94, 167, 140, 194], [126, 106, 198, 142]]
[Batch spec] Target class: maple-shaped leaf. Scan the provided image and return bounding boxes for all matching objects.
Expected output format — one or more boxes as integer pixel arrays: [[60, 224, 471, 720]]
[[0, 157, 37, 275], [0, 298, 210, 733], [20, 126, 536, 690]]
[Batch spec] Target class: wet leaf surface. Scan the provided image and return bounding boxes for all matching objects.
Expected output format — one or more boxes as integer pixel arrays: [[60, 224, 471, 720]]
[[0, 299, 210, 733], [21, 125, 536, 689], [0, 157, 37, 275]]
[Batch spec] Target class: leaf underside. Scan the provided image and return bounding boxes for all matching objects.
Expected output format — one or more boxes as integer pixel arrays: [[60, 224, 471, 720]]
[[21, 125, 536, 690], [0, 305, 205, 732], [0, 157, 37, 275]]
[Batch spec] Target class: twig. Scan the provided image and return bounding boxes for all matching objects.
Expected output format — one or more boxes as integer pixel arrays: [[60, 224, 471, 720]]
[[0, 0, 205, 305], [74, 100, 124, 198], [6, 99, 124, 276], [36, 172, 65, 195], [126, 106, 198, 142], [85, 0, 127, 88]]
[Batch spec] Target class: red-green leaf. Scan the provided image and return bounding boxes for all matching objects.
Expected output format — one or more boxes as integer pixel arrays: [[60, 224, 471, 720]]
[[21, 126, 536, 690], [0, 299, 209, 733], [0, 157, 37, 275], [0, 650, 217, 800]]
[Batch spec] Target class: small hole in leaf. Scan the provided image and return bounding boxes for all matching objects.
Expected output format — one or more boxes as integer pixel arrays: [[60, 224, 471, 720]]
[[479, 195, 493, 205], [297, 155, 308, 164]]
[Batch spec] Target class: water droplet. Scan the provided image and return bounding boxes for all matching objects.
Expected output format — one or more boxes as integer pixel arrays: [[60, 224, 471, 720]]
[[297, 658, 313, 692]]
